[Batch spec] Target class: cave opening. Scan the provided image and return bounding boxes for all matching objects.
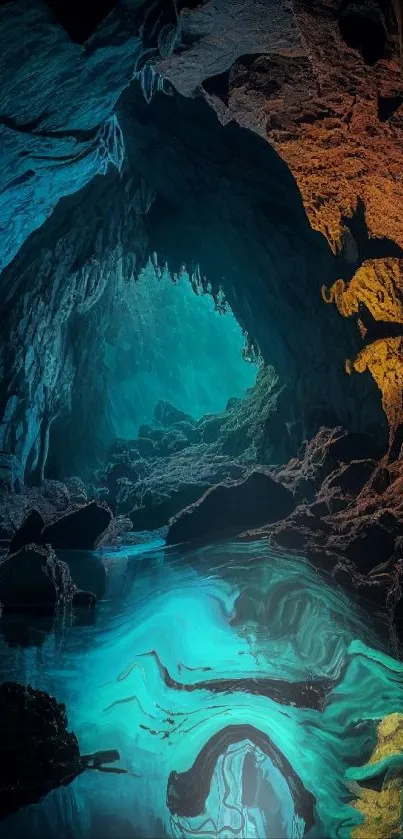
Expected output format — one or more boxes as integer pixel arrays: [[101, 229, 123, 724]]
[[100, 262, 258, 442], [338, 1, 387, 64]]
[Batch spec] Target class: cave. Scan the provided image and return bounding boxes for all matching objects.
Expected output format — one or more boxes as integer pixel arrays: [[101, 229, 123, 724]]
[[0, 1, 403, 838]]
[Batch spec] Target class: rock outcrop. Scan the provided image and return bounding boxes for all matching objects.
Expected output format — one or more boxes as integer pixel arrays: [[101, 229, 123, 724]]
[[0, 681, 125, 821], [241, 426, 403, 612], [0, 544, 97, 615], [166, 468, 295, 545], [41, 501, 112, 551], [0, 682, 83, 821]]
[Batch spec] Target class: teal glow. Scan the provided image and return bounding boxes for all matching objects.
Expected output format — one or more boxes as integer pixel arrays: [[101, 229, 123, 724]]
[[0, 541, 402, 839], [105, 263, 258, 438]]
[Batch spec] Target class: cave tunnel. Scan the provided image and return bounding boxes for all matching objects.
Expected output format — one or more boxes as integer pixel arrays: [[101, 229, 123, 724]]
[[0, 1, 403, 838]]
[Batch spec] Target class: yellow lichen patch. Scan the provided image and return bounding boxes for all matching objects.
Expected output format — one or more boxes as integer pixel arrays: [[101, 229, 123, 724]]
[[323, 259, 403, 323], [369, 714, 403, 764], [352, 781, 402, 839], [352, 714, 403, 839], [349, 337, 403, 437], [322, 259, 403, 437]]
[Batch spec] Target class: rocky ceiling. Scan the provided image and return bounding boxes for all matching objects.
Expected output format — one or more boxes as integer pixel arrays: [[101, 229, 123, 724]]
[[0, 0, 402, 484]]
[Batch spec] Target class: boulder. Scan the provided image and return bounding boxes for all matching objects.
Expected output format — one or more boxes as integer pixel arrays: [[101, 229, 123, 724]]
[[41, 501, 112, 550], [8, 508, 45, 555], [0, 545, 70, 613], [166, 468, 295, 544]]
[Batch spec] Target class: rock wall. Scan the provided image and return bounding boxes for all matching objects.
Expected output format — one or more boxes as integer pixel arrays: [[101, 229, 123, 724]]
[[0, 0, 399, 485]]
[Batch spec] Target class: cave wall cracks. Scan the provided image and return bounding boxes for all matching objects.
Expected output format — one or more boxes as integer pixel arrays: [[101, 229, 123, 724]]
[[1, 0, 401, 487]]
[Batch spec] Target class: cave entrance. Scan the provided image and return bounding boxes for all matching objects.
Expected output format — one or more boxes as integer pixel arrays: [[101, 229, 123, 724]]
[[103, 261, 258, 442]]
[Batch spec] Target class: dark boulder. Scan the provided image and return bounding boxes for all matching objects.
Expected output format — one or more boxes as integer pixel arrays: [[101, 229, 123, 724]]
[[0, 682, 84, 821], [41, 501, 112, 550], [8, 508, 45, 555], [166, 469, 295, 544], [0, 545, 65, 613]]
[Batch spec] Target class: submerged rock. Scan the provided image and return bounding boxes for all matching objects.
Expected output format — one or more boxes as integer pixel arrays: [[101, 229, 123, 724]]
[[166, 468, 295, 544], [41, 501, 112, 550]]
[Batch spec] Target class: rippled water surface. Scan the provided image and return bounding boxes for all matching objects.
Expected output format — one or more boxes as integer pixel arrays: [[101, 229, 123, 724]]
[[1, 539, 402, 839]]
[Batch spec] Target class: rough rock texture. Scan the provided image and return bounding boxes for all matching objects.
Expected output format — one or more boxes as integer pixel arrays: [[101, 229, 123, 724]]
[[241, 426, 403, 616], [119, 85, 385, 448], [0, 681, 84, 821], [2, 0, 397, 486], [0, 544, 90, 614], [94, 369, 301, 531], [166, 468, 295, 545], [151, 0, 403, 441]]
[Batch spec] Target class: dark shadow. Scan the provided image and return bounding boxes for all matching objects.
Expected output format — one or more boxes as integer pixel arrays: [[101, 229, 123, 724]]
[[358, 304, 403, 343], [44, 0, 117, 43], [337, 197, 403, 280], [203, 69, 231, 106], [378, 94, 403, 121], [0, 611, 54, 648], [338, 2, 387, 65]]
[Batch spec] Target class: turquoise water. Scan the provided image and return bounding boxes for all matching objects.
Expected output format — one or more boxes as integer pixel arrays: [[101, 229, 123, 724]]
[[0, 539, 402, 839], [105, 264, 258, 439]]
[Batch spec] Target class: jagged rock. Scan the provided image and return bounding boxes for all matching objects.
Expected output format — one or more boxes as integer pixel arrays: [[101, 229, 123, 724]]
[[330, 512, 399, 571], [65, 476, 88, 505], [0, 545, 74, 613], [0, 682, 84, 821], [154, 400, 196, 428], [166, 468, 295, 544], [41, 501, 112, 550], [319, 459, 376, 498], [8, 509, 45, 555]]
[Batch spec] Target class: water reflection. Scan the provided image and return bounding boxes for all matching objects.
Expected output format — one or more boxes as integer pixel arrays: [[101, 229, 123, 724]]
[[0, 539, 401, 839]]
